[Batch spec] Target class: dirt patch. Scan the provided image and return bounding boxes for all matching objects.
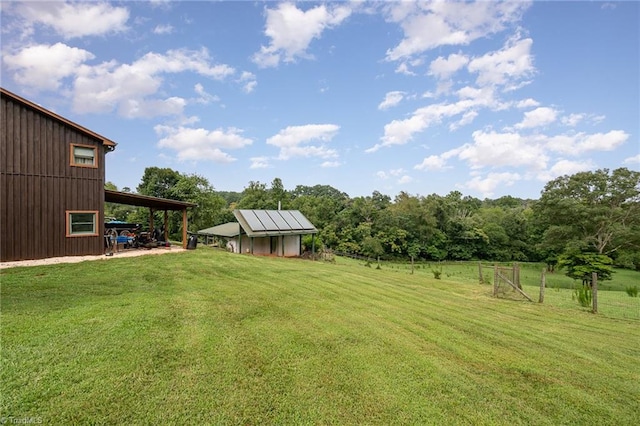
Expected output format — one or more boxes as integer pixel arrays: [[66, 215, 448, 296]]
[[0, 247, 187, 270]]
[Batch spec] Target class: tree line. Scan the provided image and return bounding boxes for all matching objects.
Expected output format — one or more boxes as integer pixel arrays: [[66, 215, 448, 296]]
[[106, 167, 640, 273]]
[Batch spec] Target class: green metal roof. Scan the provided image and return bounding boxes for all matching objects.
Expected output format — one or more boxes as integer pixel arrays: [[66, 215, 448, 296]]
[[197, 222, 240, 238]]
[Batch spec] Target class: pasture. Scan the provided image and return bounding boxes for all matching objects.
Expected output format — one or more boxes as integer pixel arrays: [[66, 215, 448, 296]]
[[1, 248, 639, 424]]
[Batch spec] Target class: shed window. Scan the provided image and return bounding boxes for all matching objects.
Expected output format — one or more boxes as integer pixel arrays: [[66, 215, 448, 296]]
[[67, 211, 98, 236], [71, 144, 97, 167]]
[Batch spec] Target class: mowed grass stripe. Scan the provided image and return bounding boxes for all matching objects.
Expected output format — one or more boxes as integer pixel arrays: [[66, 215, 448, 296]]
[[2, 248, 639, 425]]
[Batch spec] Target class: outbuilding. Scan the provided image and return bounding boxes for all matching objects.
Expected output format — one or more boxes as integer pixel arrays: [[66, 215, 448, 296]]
[[198, 209, 317, 257]]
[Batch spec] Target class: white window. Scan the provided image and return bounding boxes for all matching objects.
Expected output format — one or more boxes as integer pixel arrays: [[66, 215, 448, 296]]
[[71, 144, 97, 167], [67, 211, 98, 236]]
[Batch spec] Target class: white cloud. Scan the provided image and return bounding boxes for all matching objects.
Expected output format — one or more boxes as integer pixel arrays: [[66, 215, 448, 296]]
[[3, 43, 94, 91], [395, 58, 425, 76], [369, 92, 501, 152], [397, 175, 413, 185], [377, 168, 407, 180], [449, 110, 478, 131], [623, 154, 640, 164], [395, 62, 416, 76], [253, 2, 351, 68], [515, 107, 558, 129], [321, 161, 341, 168], [385, 1, 530, 61], [243, 81, 258, 94], [250, 157, 270, 169], [465, 172, 521, 197], [155, 125, 253, 163], [14, 2, 129, 39], [153, 24, 174, 35], [194, 83, 220, 104], [5, 43, 236, 118], [119, 97, 186, 119], [428, 52, 469, 79], [458, 130, 548, 170], [72, 48, 234, 116], [456, 86, 501, 106], [515, 98, 540, 108], [378, 91, 406, 110], [537, 159, 596, 182], [546, 130, 629, 155], [560, 113, 606, 127], [467, 35, 535, 89], [414, 155, 449, 171], [267, 124, 340, 160], [561, 113, 585, 127], [238, 71, 257, 93]]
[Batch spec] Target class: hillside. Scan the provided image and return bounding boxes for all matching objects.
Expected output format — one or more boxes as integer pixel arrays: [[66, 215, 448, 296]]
[[2, 248, 639, 424]]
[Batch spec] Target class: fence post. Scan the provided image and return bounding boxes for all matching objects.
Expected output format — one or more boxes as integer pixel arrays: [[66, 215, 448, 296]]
[[592, 272, 598, 314], [493, 264, 498, 297], [478, 262, 483, 284], [515, 263, 521, 289], [539, 268, 546, 303]]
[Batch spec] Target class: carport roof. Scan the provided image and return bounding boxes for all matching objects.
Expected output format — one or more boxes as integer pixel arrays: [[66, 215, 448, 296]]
[[105, 189, 197, 210]]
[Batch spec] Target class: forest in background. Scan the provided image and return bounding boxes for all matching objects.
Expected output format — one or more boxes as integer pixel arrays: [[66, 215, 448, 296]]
[[105, 167, 640, 273]]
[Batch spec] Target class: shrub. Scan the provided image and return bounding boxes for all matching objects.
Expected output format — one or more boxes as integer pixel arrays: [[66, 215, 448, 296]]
[[573, 285, 592, 308], [431, 266, 442, 280], [626, 286, 639, 298]]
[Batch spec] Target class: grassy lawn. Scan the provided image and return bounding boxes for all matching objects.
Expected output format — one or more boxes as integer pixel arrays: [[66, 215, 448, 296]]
[[2, 248, 639, 424], [377, 259, 640, 320]]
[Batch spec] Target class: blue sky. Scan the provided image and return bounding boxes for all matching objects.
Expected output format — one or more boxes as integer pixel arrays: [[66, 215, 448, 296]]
[[1, 1, 638, 199]]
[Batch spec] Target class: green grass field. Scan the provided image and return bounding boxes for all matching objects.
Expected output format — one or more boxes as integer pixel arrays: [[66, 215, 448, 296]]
[[364, 258, 640, 320], [2, 248, 639, 424]]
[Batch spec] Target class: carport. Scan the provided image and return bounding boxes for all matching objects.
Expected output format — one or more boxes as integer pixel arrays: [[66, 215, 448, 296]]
[[105, 189, 197, 249]]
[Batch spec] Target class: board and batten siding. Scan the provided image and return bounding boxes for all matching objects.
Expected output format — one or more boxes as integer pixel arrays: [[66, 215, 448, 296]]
[[1, 91, 107, 261]]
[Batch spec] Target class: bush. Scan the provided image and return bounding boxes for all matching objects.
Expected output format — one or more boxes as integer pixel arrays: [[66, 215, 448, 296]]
[[626, 286, 639, 298], [573, 285, 592, 308], [431, 266, 442, 280]]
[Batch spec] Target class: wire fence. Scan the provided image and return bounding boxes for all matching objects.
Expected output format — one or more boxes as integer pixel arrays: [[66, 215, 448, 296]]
[[330, 253, 640, 321]]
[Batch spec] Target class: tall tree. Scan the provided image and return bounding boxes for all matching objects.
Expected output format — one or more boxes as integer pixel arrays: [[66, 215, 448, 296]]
[[535, 168, 640, 257], [236, 181, 271, 209], [136, 167, 182, 199]]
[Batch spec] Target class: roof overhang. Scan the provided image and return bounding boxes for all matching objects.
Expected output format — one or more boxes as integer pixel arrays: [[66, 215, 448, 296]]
[[197, 222, 241, 238], [105, 189, 197, 210]]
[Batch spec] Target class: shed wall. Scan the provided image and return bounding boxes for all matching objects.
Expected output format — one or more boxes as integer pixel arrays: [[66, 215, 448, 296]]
[[235, 235, 301, 257], [283, 235, 300, 256], [1, 94, 106, 261]]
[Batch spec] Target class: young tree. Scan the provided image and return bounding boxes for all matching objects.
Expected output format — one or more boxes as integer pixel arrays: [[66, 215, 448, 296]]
[[558, 249, 613, 286]]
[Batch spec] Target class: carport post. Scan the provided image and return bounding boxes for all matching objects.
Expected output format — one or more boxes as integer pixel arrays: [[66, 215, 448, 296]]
[[149, 208, 155, 233], [164, 211, 169, 242], [182, 209, 188, 249]]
